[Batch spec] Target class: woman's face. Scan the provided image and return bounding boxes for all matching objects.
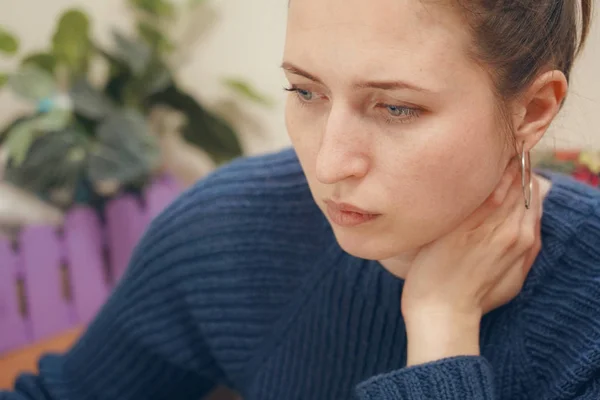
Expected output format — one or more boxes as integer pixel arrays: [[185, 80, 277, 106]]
[[284, 0, 514, 261]]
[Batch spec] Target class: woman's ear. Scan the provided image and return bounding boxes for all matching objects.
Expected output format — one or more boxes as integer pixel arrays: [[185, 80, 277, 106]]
[[513, 70, 568, 151]]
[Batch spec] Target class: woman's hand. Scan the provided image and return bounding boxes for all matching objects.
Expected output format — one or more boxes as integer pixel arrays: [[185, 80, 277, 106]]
[[401, 159, 543, 366]]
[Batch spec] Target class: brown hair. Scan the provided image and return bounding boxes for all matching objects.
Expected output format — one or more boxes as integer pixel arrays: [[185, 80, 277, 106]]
[[456, 0, 593, 101]]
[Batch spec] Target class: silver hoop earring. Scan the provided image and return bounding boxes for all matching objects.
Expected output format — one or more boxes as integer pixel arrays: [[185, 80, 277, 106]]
[[521, 142, 532, 209]]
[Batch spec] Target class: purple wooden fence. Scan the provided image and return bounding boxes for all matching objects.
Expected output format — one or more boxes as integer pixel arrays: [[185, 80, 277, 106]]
[[0, 240, 29, 353], [0, 177, 180, 354]]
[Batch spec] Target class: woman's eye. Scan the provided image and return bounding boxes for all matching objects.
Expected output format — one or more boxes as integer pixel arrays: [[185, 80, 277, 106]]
[[297, 89, 314, 101], [386, 105, 412, 117], [284, 87, 317, 102], [379, 104, 421, 123]]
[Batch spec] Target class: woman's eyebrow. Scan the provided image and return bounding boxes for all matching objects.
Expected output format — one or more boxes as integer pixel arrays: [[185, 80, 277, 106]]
[[281, 62, 324, 84], [281, 61, 434, 93]]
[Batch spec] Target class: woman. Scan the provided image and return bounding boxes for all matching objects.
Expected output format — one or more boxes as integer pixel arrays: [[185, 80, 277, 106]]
[[2, 0, 599, 399]]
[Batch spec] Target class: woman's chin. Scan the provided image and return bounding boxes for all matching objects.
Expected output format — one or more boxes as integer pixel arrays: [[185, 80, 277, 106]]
[[330, 226, 414, 261]]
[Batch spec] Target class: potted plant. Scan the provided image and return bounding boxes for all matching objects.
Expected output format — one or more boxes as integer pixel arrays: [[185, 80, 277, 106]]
[[0, 0, 272, 353], [0, 0, 271, 210]]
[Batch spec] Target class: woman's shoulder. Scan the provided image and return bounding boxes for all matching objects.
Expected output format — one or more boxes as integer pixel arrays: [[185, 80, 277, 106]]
[[521, 173, 600, 395], [540, 171, 600, 264], [164, 147, 326, 240], [184, 146, 314, 208], [121, 148, 334, 382], [146, 147, 331, 273], [141, 146, 333, 292], [535, 171, 600, 284]]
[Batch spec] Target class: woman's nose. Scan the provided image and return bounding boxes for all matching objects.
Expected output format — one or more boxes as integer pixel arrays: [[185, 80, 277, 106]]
[[315, 108, 370, 185]]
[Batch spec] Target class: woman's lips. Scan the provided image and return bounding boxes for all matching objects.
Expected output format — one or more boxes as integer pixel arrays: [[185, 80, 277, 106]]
[[324, 200, 381, 227]]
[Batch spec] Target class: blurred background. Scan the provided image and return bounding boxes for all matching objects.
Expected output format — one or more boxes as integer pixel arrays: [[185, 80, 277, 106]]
[[0, 0, 598, 397], [0, 2, 292, 396], [0, 0, 293, 250], [0, 0, 292, 155]]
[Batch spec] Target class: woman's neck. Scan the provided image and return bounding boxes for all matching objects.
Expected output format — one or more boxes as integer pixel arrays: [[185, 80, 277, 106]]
[[378, 174, 553, 280]]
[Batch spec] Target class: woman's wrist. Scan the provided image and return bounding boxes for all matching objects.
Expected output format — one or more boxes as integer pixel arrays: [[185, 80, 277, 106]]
[[404, 306, 482, 367]]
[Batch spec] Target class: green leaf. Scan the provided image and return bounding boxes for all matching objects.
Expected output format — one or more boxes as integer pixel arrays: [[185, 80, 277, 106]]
[[52, 9, 91, 75], [129, 0, 175, 18], [3, 129, 87, 205], [87, 109, 160, 184], [21, 53, 57, 74], [4, 121, 37, 166], [137, 21, 174, 53], [222, 78, 273, 106], [8, 64, 57, 101], [0, 26, 19, 55], [146, 85, 243, 163], [3, 109, 72, 166], [33, 109, 72, 131], [197, 110, 245, 164], [69, 78, 114, 119], [91, 44, 131, 103], [141, 61, 172, 96], [103, 69, 132, 105], [0, 114, 37, 143], [112, 30, 152, 76], [189, 0, 208, 7], [5, 110, 71, 166], [0, 72, 7, 88]]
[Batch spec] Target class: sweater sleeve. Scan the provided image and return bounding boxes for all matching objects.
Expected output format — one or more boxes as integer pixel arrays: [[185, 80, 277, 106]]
[[355, 356, 496, 400], [0, 206, 224, 400]]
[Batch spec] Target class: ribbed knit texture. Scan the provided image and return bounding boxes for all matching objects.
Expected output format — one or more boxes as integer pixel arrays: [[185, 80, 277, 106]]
[[2, 148, 600, 400]]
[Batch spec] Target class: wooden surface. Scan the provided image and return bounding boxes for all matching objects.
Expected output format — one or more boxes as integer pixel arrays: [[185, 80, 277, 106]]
[[0, 327, 82, 390]]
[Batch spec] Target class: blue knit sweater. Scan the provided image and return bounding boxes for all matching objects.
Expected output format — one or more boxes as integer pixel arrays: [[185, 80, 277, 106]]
[[3, 148, 600, 400]]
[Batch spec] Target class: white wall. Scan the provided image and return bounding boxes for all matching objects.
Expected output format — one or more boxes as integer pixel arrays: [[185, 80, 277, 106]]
[[548, 10, 600, 150], [0, 0, 598, 155]]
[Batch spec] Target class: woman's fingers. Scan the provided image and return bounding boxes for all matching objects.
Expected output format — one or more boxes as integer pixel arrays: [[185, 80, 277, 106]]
[[492, 176, 542, 291], [522, 213, 542, 276], [405, 161, 544, 317], [482, 253, 528, 312], [488, 213, 541, 312]]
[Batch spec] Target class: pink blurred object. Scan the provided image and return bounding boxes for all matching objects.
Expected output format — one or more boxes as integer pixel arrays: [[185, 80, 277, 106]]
[[0, 177, 180, 354]]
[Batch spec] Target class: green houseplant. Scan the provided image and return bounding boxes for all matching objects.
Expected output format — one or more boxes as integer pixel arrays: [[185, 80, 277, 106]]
[[0, 0, 270, 209]]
